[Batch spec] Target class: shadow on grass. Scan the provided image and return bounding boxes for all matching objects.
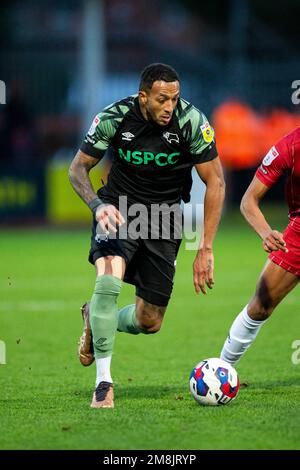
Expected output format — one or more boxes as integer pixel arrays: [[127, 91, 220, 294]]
[[240, 377, 300, 391], [113, 383, 189, 400]]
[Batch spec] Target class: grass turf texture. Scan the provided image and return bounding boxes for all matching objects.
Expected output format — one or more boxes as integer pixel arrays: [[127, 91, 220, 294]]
[[0, 208, 299, 450]]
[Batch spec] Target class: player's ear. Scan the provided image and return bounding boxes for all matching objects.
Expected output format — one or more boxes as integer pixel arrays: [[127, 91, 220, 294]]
[[139, 90, 147, 104]]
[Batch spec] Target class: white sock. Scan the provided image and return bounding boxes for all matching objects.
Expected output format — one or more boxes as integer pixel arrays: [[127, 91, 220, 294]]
[[95, 356, 113, 386], [220, 305, 266, 366]]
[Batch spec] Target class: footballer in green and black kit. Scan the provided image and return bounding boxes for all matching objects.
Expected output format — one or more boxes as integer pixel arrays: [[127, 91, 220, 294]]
[[80, 95, 218, 306]]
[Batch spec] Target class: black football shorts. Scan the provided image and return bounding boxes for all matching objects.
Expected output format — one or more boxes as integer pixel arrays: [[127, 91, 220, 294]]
[[89, 215, 182, 306]]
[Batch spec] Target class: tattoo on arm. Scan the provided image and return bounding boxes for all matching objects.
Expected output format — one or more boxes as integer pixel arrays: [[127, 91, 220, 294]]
[[68, 151, 100, 205]]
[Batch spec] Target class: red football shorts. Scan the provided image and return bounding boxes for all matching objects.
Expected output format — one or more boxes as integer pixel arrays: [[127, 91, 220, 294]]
[[269, 222, 300, 277]]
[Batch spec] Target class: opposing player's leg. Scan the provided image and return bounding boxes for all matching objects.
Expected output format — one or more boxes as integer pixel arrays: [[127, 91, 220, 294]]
[[220, 259, 299, 366], [90, 255, 125, 409]]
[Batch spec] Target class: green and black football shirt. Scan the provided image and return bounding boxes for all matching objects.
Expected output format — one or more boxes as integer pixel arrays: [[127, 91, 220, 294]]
[[80, 95, 218, 206]]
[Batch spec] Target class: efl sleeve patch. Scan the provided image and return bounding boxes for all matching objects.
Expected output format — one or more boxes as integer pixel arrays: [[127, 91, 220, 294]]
[[262, 146, 279, 166], [86, 115, 101, 145], [200, 121, 214, 143]]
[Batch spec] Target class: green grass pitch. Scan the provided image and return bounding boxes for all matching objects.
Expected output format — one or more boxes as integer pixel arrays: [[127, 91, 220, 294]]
[[0, 211, 299, 450]]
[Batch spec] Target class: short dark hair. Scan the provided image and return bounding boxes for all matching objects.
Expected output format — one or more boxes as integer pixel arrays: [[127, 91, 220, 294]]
[[139, 63, 179, 91]]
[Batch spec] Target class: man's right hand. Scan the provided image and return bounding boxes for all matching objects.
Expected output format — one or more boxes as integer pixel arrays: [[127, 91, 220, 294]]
[[193, 247, 215, 295], [95, 204, 125, 234], [262, 229, 288, 253]]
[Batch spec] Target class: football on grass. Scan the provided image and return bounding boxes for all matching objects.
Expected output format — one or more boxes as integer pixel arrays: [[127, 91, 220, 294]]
[[189, 358, 240, 406]]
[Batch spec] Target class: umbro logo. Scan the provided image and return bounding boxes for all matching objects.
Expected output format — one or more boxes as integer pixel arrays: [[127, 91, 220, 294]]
[[96, 337, 107, 346], [163, 132, 179, 144], [122, 132, 135, 141]]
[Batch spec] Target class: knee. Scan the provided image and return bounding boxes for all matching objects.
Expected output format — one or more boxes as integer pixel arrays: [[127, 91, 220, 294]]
[[138, 313, 163, 334], [91, 275, 122, 319], [136, 302, 165, 334], [142, 322, 162, 334], [94, 274, 122, 295], [247, 296, 274, 321]]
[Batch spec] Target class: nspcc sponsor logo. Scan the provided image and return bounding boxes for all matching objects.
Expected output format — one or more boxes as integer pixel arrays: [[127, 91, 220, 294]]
[[119, 149, 180, 166]]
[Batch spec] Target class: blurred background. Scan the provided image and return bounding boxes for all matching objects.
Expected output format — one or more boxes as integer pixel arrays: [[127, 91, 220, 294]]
[[0, 0, 300, 224]]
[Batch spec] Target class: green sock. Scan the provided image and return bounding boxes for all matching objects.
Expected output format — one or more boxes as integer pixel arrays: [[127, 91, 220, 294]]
[[117, 304, 142, 335], [90, 274, 122, 359]]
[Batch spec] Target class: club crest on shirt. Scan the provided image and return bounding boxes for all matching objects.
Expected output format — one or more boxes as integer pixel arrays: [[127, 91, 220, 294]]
[[262, 146, 279, 166], [163, 132, 179, 144], [200, 122, 214, 143]]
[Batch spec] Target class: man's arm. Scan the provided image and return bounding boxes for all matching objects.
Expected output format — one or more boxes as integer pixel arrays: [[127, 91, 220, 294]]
[[240, 175, 288, 253], [193, 156, 225, 294], [68, 150, 124, 233], [68, 150, 100, 205]]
